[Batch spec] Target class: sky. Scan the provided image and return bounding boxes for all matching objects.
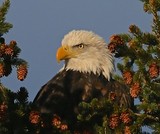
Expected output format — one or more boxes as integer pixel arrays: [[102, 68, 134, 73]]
[[1, 0, 152, 101]]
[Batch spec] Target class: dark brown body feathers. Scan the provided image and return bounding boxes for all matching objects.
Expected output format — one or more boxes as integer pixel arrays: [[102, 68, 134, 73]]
[[34, 69, 133, 121]]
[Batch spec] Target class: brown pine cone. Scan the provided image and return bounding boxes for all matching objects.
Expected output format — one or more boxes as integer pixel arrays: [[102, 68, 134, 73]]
[[130, 82, 141, 98], [123, 71, 133, 85], [149, 62, 159, 78], [9, 40, 17, 48], [108, 42, 117, 53], [109, 114, 119, 129], [0, 63, 5, 77], [17, 64, 28, 81], [129, 25, 140, 34], [149, 0, 156, 7], [52, 114, 61, 128], [4, 46, 14, 56], [60, 123, 68, 131], [0, 44, 7, 56], [29, 111, 41, 124], [124, 126, 131, 134], [109, 35, 124, 45], [120, 111, 132, 124]]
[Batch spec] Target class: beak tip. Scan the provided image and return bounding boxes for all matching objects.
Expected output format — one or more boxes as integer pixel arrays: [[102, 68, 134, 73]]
[[56, 46, 69, 62]]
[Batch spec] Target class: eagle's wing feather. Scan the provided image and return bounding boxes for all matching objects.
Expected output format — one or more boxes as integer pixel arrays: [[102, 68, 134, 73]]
[[34, 70, 133, 121], [33, 70, 71, 117]]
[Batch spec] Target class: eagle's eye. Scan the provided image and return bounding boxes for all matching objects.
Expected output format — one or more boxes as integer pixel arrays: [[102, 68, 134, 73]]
[[73, 43, 85, 49], [78, 44, 84, 49]]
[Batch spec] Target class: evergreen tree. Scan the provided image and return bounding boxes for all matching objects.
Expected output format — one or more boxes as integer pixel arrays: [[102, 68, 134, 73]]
[[0, 0, 160, 133], [106, 0, 160, 133], [0, 0, 29, 133]]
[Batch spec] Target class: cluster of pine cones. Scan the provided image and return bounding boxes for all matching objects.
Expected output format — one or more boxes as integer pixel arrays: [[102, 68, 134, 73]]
[[108, 34, 159, 99], [29, 111, 68, 131], [109, 111, 132, 134], [122, 62, 159, 98], [0, 37, 28, 81]]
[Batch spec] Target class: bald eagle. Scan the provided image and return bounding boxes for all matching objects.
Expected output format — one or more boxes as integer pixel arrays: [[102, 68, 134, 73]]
[[33, 30, 133, 129]]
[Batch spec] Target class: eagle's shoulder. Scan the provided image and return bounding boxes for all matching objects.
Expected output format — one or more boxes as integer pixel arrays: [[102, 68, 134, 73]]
[[105, 79, 134, 108], [33, 69, 133, 114]]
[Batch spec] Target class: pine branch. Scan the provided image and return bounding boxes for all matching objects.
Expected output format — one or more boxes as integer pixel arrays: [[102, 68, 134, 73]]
[[135, 113, 159, 122], [0, 0, 12, 35]]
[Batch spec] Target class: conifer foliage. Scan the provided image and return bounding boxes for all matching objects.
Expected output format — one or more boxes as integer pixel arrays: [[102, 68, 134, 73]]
[[107, 0, 160, 133], [0, 0, 160, 133], [0, 0, 28, 79], [0, 0, 29, 134]]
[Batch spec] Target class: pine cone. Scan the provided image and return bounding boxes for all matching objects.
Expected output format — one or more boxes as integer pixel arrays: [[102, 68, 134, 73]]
[[4, 46, 14, 56], [9, 40, 17, 48], [149, 62, 159, 78], [52, 114, 61, 128], [123, 71, 133, 85], [108, 42, 117, 53], [130, 82, 141, 98], [0, 44, 7, 57], [124, 126, 131, 134], [149, 0, 156, 7], [0, 63, 5, 77], [109, 114, 119, 129], [109, 35, 124, 45], [120, 111, 132, 124], [29, 111, 41, 124], [0, 102, 8, 121], [60, 123, 68, 131], [17, 64, 28, 81], [129, 25, 140, 34]]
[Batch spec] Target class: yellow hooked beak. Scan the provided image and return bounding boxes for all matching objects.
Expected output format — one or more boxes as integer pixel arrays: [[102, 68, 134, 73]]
[[56, 46, 76, 62]]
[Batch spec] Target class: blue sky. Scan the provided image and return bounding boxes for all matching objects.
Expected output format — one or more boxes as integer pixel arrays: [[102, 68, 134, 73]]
[[1, 0, 152, 101]]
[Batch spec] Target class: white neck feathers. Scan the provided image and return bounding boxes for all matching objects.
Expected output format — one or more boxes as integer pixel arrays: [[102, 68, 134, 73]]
[[65, 48, 114, 81]]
